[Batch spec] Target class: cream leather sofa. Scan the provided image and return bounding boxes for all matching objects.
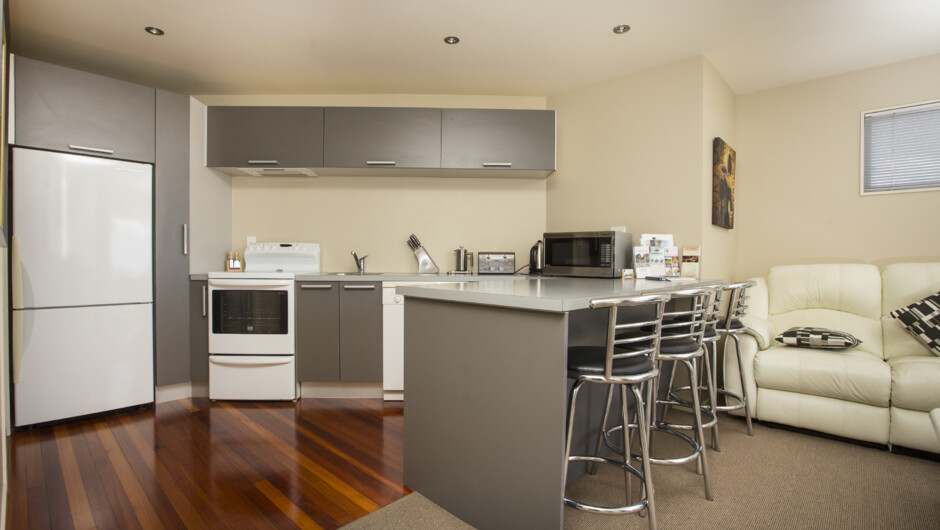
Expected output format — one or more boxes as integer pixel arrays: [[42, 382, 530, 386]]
[[723, 263, 940, 454]]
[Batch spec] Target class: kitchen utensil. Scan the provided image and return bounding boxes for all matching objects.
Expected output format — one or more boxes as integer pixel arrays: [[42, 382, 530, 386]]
[[406, 234, 439, 274], [529, 240, 544, 274], [448, 246, 473, 275]]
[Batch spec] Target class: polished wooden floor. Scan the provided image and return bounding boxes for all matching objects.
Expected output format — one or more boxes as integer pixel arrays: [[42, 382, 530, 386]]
[[6, 398, 410, 529]]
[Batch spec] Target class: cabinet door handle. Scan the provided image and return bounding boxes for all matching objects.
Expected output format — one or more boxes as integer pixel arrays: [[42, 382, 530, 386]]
[[301, 284, 333, 290], [366, 161, 396, 166], [482, 162, 512, 168], [202, 285, 208, 317], [69, 144, 115, 155], [343, 285, 376, 290], [247, 160, 279, 165], [182, 224, 189, 256]]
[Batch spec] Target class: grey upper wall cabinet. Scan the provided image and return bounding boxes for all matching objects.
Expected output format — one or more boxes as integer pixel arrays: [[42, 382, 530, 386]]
[[206, 106, 324, 172], [441, 109, 555, 178], [323, 107, 442, 175], [155, 90, 191, 387], [12, 56, 156, 163]]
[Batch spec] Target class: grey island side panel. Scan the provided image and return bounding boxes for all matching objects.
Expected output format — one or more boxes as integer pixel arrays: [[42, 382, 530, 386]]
[[403, 297, 569, 529]]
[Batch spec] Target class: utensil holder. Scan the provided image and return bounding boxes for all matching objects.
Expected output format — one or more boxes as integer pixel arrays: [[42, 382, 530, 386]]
[[414, 247, 439, 274]]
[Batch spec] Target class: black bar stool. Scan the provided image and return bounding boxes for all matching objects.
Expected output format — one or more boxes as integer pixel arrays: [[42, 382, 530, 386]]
[[564, 293, 670, 528], [715, 281, 756, 437], [646, 286, 718, 501]]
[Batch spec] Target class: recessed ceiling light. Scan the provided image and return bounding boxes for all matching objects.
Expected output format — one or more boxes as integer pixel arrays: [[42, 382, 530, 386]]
[[145, 26, 165, 36], [613, 25, 631, 35], [444, 36, 460, 45]]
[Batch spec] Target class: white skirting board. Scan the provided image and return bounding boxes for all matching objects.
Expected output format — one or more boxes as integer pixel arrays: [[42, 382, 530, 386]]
[[157, 381, 383, 402], [301, 382, 383, 399]]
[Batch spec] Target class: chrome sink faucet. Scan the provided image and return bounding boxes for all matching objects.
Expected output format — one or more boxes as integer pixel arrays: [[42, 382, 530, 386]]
[[351, 251, 368, 274]]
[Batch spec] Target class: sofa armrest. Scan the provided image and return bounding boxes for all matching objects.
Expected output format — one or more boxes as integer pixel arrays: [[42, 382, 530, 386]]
[[741, 314, 776, 350]]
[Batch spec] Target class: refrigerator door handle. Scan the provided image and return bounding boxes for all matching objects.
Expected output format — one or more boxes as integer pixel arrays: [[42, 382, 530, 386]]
[[11, 311, 23, 384], [182, 224, 189, 256], [11, 235, 23, 309]]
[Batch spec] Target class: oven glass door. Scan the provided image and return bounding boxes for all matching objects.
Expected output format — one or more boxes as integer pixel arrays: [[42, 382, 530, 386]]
[[208, 279, 295, 355], [212, 290, 288, 335]]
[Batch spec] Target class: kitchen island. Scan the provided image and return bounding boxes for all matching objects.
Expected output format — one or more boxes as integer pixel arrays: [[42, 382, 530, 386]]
[[397, 277, 719, 529]]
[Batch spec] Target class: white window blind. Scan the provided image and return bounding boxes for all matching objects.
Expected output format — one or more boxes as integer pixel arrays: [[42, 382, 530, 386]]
[[862, 101, 940, 194]]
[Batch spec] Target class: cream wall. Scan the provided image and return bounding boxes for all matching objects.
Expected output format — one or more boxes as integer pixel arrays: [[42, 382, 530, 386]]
[[189, 98, 234, 274], [734, 53, 940, 279], [701, 59, 738, 281], [193, 94, 547, 273], [547, 57, 737, 281]]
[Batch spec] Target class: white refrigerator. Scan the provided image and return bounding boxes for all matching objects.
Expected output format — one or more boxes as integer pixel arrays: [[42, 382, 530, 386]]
[[11, 147, 154, 427]]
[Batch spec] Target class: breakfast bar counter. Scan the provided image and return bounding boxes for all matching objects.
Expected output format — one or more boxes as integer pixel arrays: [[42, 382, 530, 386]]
[[397, 277, 719, 529]]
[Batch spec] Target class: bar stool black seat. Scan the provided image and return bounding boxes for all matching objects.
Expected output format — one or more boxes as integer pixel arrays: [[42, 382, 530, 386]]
[[641, 286, 719, 501], [563, 293, 670, 529]]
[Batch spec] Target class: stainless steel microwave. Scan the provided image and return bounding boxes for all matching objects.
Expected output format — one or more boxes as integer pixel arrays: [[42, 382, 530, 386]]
[[542, 231, 632, 278]]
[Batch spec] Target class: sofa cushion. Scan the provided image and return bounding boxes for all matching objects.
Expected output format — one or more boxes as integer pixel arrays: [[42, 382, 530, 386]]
[[775, 327, 861, 349], [890, 291, 940, 356], [881, 262, 940, 360], [754, 346, 891, 408], [768, 264, 883, 359], [889, 356, 940, 412]]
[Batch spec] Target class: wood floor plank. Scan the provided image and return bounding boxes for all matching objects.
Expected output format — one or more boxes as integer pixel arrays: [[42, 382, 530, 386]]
[[254, 479, 325, 530], [93, 420, 165, 529], [38, 429, 72, 529], [66, 422, 122, 530], [220, 402, 382, 513], [110, 414, 204, 529], [209, 402, 365, 526], [7, 398, 408, 530], [53, 425, 96, 530], [248, 402, 407, 505]]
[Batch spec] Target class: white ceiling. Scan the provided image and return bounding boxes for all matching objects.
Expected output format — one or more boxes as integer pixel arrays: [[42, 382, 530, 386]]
[[8, 0, 940, 97]]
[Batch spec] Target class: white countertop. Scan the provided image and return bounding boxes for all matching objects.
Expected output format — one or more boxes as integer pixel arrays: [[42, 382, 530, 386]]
[[395, 277, 721, 312]]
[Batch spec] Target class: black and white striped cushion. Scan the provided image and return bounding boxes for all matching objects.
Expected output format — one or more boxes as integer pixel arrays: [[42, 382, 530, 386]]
[[891, 291, 940, 356], [774, 327, 862, 350]]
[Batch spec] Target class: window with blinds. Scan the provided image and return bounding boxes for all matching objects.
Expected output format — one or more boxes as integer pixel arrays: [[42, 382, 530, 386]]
[[862, 100, 940, 194]]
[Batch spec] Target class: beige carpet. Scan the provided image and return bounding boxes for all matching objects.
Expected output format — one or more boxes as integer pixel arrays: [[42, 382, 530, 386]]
[[345, 413, 940, 529]]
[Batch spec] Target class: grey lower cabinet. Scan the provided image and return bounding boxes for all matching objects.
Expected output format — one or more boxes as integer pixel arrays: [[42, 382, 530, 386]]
[[441, 108, 556, 178], [12, 55, 156, 163], [296, 282, 341, 381], [155, 89, 192, 386], [190, 281, 209, 383], [296, 281, 383, 383], [338, 282, 383, 382], [323, 107, 442, 174], [206, 106, 324, 171]]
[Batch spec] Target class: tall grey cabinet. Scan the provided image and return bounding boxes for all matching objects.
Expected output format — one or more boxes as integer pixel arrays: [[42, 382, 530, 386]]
[[155, 90, 192, 386], [11, 55, 156, 163]]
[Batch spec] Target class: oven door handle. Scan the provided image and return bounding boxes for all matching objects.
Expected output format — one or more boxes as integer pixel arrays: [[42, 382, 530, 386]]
[[209, 356, 294, 367], [208, 279, 294, 289]]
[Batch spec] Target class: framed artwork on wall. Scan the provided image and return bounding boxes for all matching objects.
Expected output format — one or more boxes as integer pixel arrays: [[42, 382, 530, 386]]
[[712, 137, 735, 229]]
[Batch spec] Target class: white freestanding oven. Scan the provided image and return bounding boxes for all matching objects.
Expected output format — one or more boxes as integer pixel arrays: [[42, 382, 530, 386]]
[[207, 242, 319, 400]]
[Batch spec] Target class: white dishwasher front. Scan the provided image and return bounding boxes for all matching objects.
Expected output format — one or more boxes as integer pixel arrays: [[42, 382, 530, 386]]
[[382, 287, 405, 400]]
